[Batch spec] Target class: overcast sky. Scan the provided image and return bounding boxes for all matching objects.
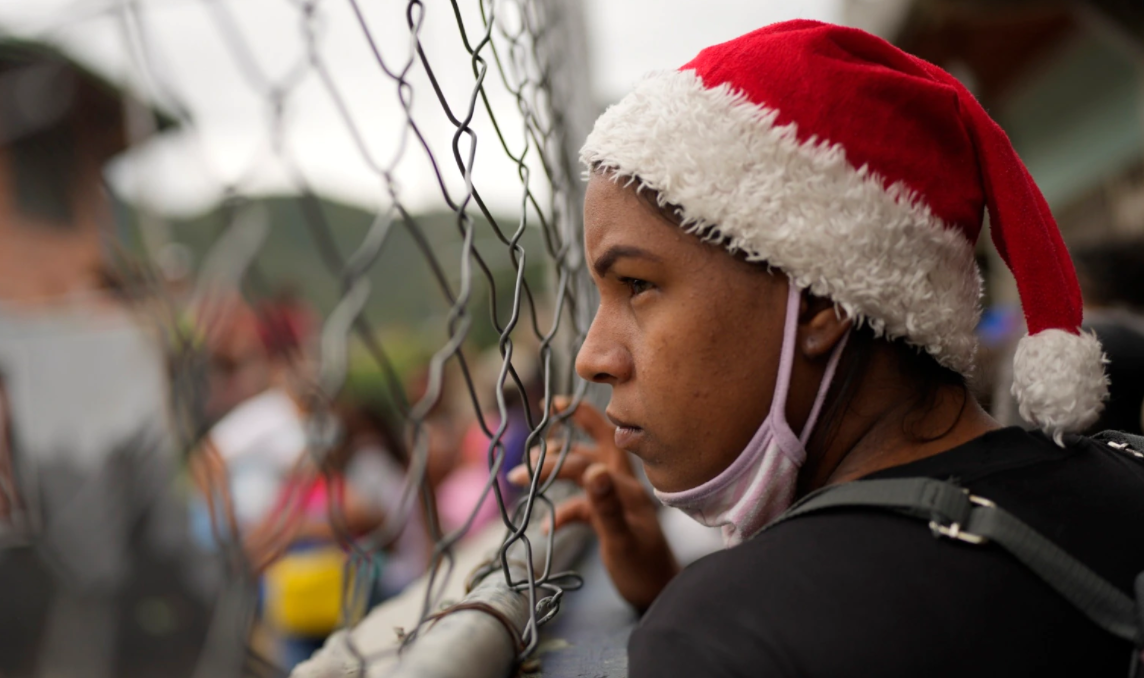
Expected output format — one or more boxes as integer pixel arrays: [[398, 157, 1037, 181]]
[[0, 0, 849, 216], [583, 0, 841, 103]]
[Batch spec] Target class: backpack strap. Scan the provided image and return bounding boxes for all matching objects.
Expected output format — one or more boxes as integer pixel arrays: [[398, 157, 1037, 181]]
[[1092, 430, 1144, 460], [765, 476, 1141, 645]]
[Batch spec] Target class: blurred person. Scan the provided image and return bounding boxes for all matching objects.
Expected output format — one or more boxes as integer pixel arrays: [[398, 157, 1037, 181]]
[[259, 400, 431, 669], [511, 21, 1144, 677], [188, 290, 332, 670], [331, 401, 431, 599], [0, 40, 218, 678], [0, 370, 27, 542], [196, 290, 284, 424], [437, 348, 543, 535], [402, 360, 471, 533], [1073, 240, 1144, 434], [189, 289, 316, 550], [252, 400, 430, 590], [436, 431, 496, 534], [0, 266, 212, 678], [259, 284, 319, 360]]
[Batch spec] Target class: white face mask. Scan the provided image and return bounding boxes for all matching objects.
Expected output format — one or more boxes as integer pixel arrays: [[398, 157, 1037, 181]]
[[654, 282, 848, 547]]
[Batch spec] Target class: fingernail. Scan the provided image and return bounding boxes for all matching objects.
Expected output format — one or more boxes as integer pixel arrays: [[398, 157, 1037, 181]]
[[589, 471, 610, 496], [508, 466, 529, 485]]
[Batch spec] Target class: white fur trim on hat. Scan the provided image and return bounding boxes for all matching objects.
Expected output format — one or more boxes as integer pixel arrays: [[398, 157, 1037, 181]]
[[580, 70, 982, 374], [1011, 329, 1109, 445]]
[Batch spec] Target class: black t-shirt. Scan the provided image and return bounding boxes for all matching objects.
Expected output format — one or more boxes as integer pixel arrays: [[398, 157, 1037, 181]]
[[629, 427, 1144, 677]]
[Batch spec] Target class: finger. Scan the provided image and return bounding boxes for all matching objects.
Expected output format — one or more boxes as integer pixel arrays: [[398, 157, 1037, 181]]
[[609, 468, 656, 503], [584, 464, 633, 541], [508, 449, 592, 487], [568, 404, 636, 474], [545, 396, 581, 427], [563, 400, 614, 444], [546, 394, 571, 413], [548, 495, 591, 533], [528, 439, 602, 472], [547, 398, 633, 474], [540, 395, 575, 423]]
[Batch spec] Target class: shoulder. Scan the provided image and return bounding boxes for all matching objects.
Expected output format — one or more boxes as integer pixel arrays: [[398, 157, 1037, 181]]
[[632, 500, 1128, 677], [630, 431, 1144, 677], [647, 505, 964, 614], [631, 430, 1144, 676], [630, 509, 966, 678]]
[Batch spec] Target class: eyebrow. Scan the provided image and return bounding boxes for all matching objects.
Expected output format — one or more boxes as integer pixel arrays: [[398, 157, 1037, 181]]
[[592, 245, 663, 278]]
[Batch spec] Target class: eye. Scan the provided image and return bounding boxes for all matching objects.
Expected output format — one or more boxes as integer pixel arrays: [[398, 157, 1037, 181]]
[[619, 277, 654, 297]]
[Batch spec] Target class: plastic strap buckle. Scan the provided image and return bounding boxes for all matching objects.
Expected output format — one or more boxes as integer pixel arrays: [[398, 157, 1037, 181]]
[[928, 494, 994, 545]]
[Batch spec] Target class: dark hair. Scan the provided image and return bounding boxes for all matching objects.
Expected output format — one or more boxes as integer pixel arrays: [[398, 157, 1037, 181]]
[[814, 323, 969, 451], [328, 400, 407, 470]]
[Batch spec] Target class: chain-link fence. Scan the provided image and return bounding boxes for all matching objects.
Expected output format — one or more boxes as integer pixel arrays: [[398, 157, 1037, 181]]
[[0, 1, 597, 676]]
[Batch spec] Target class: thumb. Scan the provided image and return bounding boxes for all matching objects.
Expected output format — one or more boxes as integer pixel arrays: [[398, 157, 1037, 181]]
[[584, 463, 631, 541]]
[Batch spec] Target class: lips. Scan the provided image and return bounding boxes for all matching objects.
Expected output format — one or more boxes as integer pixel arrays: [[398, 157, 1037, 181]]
[[607, 410, 644, 451]]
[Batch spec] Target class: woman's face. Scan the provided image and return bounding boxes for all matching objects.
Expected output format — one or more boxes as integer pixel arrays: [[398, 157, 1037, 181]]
[[577, 175, 789, 493]]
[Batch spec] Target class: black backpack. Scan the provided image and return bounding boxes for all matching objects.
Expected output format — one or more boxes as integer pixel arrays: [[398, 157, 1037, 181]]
[[763, 431, 1144, 677]]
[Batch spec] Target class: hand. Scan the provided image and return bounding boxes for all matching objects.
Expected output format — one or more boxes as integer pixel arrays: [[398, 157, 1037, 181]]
[[508, 397, 678, 611]]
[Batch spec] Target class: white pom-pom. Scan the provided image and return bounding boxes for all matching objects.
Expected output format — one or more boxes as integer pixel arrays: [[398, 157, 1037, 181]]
[[1011, 329, 1109, 445]]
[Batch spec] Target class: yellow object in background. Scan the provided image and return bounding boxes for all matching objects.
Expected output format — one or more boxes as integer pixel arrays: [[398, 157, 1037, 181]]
[[264, 546, 347, 637]]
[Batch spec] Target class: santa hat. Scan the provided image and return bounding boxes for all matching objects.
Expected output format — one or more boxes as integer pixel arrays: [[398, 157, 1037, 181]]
[[580, 20, 1108, 443]]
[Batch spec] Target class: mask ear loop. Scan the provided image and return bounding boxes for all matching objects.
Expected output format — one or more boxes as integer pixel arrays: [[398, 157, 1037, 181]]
[[799, 328, 849, 448], [768, 281, 806, 435], [768, 280, 851, 448]]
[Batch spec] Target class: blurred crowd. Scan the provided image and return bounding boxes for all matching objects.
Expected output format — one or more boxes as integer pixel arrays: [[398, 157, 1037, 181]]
[[183, 285, 544, 669], [0, 270, 549, 675], [0, 40, 549, 677]]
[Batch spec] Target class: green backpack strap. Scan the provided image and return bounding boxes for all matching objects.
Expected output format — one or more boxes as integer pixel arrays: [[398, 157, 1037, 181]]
[[764, 476, 1141, 646]]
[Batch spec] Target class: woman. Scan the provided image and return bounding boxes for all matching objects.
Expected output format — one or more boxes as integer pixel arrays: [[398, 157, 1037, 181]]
[[511, 20, 1144, 676]]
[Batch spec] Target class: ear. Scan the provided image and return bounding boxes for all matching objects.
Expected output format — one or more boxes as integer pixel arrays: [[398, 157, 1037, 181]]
[[798, 292, 853, 360]]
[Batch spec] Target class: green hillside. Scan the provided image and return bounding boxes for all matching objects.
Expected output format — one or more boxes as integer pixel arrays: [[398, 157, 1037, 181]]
[[167, 196, 550, 340], [117, 195, 557, 400]]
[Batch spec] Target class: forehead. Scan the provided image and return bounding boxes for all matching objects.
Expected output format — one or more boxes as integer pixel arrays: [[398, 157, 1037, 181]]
[[583, 174, 691, 252]]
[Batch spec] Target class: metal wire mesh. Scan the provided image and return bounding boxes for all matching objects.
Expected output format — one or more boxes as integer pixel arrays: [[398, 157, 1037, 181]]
[[0, 0, 596, 675]]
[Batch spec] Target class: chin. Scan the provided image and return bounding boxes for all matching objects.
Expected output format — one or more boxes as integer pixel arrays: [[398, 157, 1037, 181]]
[[640, 458, 677, 493], [623, 434, 688, 491]]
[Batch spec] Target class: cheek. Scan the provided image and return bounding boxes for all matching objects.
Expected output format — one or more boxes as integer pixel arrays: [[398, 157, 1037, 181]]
[[626, 267, 787, 489], [633, 290, 777, 468]]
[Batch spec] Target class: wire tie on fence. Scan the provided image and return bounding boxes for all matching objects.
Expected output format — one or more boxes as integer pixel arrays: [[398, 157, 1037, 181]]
[[464, 558, 499, 593], [423, 601, 527, 655]]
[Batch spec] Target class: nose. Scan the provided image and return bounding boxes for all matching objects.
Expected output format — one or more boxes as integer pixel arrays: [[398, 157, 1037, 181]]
[[575, 310, 633, 386]]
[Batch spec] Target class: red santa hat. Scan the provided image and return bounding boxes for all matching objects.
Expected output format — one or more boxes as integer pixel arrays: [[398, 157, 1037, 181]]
[[580, 20, 1108, 443]]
